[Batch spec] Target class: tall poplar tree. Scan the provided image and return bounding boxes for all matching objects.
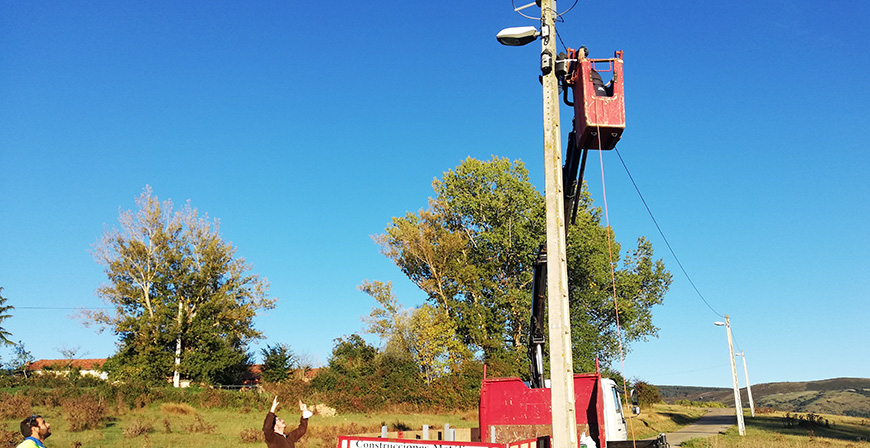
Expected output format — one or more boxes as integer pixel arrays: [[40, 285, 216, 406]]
[[85, 187, 276, 385], [377, 156, 671, 377]]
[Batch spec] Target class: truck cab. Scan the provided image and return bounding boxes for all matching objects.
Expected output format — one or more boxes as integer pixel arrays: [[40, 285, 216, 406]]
[[600, 377, 629, 442]]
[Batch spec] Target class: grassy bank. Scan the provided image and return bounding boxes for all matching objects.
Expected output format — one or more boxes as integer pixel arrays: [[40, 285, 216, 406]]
[[681, 410, 870, 447], [626, 404, 708, 439]]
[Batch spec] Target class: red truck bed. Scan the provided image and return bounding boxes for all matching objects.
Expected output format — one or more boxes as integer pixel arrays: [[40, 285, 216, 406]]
[[479, 373, 605, 446]]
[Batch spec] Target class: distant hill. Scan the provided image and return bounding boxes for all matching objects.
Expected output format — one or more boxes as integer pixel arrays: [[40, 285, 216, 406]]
[[657, 377, 870, 418]]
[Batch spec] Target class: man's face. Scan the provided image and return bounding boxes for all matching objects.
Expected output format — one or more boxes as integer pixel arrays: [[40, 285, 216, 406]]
[[274, 417, 287, 434], [34, 417, 51, 440]]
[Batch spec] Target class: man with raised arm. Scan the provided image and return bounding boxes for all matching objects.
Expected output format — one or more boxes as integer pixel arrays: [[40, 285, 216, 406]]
[[263, 396, 312, 448]]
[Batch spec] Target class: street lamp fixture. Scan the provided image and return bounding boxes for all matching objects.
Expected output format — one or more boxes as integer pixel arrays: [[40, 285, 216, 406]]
[[496, 26, 540, 46]]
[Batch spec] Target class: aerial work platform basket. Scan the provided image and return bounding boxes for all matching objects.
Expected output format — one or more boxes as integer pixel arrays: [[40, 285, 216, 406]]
[[572, 52, 625, 151]]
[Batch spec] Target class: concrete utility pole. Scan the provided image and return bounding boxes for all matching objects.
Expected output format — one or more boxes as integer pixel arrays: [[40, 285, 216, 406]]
[[495, 3, 576, 447], [539, 2, 578, 448], [715, 315, 745, 436], [739, 351, 756, 417]]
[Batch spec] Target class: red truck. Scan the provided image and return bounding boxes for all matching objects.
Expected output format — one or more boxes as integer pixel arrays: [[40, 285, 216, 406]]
[[479, 368, 668, 448]]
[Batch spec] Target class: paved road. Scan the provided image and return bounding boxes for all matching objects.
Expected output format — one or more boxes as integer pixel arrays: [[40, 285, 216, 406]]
[[665, 408, 737, 446]]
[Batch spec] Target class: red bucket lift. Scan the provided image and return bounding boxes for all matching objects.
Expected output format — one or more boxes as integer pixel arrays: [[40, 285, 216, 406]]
[[572, 51, 625, 151]]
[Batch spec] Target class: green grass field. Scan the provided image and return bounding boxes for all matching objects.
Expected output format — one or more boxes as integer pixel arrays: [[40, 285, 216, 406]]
[[2, 402, 479, 448]]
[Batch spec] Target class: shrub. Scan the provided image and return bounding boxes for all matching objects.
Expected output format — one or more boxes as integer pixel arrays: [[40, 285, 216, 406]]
[[240, 427, 263, 443], [0, 393, 31, 419], [61, 393, 107, 431], [197, 388, 228, 409], [183, 415, 216, 434], [0, 428, 21, 446], [123, 419, 154, 438]]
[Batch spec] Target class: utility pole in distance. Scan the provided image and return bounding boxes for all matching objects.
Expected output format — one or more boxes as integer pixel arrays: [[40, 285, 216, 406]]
[[739, 350, 756, 417], [715, 315, 745, 436], [540, 1, 578, 448]]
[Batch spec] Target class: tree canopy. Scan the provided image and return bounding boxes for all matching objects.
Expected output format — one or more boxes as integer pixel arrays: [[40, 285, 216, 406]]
[[376, 156, 671, 377], [260, 343, 297, 383], [85, 186, 276, 385], [0, 287, 14, 345]]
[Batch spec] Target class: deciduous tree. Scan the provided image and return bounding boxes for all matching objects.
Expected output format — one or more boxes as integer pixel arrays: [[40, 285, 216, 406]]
[[377, 156, 671, 377], [360, 280, 470, 383], [358, 280, 414, 361], [410, 304, 469, 385], [85, 186, 276, 385], [7, 341, 33, 377], [378, 157, 543, 373]]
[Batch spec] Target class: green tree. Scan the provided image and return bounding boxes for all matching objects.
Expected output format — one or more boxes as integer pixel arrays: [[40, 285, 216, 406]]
[[358, 280, 414, 361], [311, 334, 383, 410], [260, 344, 296, 383], [377, 156, 671, 376], [85, 186, 276, 385], [7, 341, 34, 377], [632, 379, 663, 407], [360, 280, 470, 384], [378, 157, 543, 373], [0, 287, 13, 345], [410, 304, 469, 385]]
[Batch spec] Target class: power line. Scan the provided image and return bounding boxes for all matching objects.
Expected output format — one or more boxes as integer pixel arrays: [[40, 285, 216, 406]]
[[636, 363, 732, 379], [613, 147, 724, 318], [14, 306, 111, 310]]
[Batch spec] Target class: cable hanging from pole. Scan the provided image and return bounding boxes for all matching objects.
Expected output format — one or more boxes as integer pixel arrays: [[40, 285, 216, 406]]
[[613, 147, 724, 318]]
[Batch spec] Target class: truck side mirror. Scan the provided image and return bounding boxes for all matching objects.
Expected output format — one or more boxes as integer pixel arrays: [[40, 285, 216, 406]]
[[629, 388, 641, 414]]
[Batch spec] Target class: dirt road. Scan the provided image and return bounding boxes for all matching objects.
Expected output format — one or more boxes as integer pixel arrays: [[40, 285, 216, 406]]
[[664, 407, 737, 446]]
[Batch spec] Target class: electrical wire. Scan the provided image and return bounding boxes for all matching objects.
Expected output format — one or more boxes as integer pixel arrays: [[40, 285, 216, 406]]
[[636, 364, 732, 379], [510, 0, 580, 21], [613, 147, 724, 318], [555, 22, 569, 53], [15, 306, 111, 310]]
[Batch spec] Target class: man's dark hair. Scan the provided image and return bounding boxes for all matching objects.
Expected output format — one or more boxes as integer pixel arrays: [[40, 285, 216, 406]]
[[20, 414, 40, 438]]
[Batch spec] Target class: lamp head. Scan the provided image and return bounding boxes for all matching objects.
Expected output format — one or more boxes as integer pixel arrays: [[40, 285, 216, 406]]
[[496, 26, 540, 46], [714, 322, 726, 326]]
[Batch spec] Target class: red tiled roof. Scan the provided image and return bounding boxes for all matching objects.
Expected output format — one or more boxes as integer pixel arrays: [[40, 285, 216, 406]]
[[27, 358, 106, 371]]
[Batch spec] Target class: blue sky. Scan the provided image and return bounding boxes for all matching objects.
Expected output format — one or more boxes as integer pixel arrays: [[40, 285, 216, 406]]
[[1, 1, 867, 389]]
